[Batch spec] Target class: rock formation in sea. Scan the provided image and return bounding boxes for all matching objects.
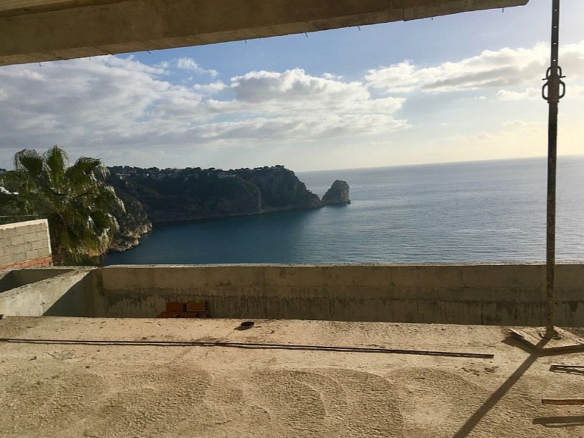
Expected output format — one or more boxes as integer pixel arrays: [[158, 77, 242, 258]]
[[322, 180, 351, 206]]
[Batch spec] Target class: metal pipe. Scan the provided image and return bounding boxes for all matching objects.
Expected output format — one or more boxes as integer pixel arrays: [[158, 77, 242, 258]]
[[543, 0, 565, 339], [0, 338, 495, 359]]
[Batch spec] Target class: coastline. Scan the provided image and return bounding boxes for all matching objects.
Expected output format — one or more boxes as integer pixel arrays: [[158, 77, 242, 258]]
[[107, 165, 348, 254]]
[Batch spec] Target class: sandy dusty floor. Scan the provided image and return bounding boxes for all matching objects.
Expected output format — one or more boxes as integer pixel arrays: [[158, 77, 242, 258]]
[[1, 317, 584, 437]]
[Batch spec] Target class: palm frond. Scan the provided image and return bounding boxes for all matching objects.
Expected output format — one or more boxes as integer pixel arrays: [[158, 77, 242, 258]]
[[14, 149, 43, 176], [44, 146, 68, 192], [6, 146, 124, 266], [73, 157, 107, 178]]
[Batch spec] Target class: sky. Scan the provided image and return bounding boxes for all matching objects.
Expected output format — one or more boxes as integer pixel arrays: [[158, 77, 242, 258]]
[[0, 0, 583, 172]]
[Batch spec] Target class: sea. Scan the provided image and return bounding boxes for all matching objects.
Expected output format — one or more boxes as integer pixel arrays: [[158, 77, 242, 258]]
[[105, 156, 584, 265]]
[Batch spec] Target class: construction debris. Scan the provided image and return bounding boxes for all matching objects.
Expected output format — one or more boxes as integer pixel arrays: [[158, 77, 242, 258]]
[[509, 328, 584, 353], [550, 364, 584, 374], [542, 399, 584, 406], [157, 301, 207, 319]]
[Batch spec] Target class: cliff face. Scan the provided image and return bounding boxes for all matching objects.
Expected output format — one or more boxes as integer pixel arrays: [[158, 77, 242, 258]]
[[235, 166, 322, 211], [322, 180, 351, 206], [110, 190, 152, 252], [107, 166, 323, 251]]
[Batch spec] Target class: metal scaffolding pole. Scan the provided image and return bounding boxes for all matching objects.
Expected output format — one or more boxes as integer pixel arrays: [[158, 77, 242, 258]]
[[543, 0, 565, 339]]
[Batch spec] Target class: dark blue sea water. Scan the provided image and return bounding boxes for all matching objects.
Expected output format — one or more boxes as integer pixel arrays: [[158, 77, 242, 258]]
[[105, 156, 584, 265]]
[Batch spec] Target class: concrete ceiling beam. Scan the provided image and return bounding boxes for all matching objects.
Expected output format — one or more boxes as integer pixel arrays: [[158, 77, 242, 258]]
[[0, 0, 529, 66]]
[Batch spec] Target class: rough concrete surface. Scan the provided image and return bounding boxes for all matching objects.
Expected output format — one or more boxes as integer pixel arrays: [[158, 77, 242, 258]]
[[1, 317, 583, 437], [0, 269, 94, 317], [97, 264, 584, 326]]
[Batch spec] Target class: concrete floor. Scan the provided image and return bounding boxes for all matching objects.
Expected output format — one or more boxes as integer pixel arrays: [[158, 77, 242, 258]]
[[1, 317, 583, 437]]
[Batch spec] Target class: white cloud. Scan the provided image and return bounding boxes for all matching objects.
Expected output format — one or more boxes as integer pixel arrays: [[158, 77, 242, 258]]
[[501, 119, 543, 128], [0, 56, 189, 149], [231, 69, 365, 104], [498, 88, 540, 101], [0, 58, 408, 165], [498, 85, 584, 101], [2, 38, 581, 170], [195, 114, 406, 143], [368, 140, 393, 147], [366, 40, 584, 94], [193, 81, 228, 93], [176, 58, 219, 77], [322, 73, 343, 80], [212, 69, 405, 115], [567, 85, 584, 97], [187, 69, 408, 142]]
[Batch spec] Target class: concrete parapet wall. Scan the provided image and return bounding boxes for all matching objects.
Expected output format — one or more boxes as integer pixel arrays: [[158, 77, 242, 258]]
[[3, 263, 584, 326], [0, 268, 96, 317], [0, 267, 73, 292], [0, 220, 52, 271], [96, 263, 584, 326]]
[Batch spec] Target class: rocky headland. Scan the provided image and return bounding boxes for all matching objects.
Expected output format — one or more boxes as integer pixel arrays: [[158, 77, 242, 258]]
[[109, 190, 152, 252], [108, 165, 347, 252]]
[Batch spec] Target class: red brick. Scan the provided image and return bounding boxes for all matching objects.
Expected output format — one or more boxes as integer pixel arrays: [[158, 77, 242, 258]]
[[157, 311, 206, 319], [166, 302, 186, 312], [186, 301, 206, 312], [1, 254, 54, 271]]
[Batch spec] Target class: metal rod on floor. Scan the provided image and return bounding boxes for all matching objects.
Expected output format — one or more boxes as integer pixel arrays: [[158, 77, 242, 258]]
[[542, 399, 584, 406], [0, 337, 495, 359], [544, 0, 565, 339]]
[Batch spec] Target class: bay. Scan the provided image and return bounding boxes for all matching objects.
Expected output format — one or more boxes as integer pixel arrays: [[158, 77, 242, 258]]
[[105, 156, 584, 265]]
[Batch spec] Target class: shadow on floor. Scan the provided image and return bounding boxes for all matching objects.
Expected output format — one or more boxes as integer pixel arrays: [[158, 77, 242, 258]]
[[452, 335, 546, 438]]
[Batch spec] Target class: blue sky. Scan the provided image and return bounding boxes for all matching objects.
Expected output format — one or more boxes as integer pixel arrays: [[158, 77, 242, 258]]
[[0, 0, 583, 171], [133, 0, 583, 79]]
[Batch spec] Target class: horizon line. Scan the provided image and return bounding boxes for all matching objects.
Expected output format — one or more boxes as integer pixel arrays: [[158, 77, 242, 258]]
[[298, 153, 584, 174]]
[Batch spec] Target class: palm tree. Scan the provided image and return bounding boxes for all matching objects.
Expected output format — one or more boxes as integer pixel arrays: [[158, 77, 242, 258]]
[[0, 146, 124, 265]]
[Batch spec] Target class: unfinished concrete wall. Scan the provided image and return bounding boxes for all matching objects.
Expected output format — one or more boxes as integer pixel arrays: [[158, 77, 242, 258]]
[[3, 263, 584, 326], [0, 267, 73, 292], [0, 268, 96, 317], [96, 263, 584, 326], [0, 220, 52, 271]]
